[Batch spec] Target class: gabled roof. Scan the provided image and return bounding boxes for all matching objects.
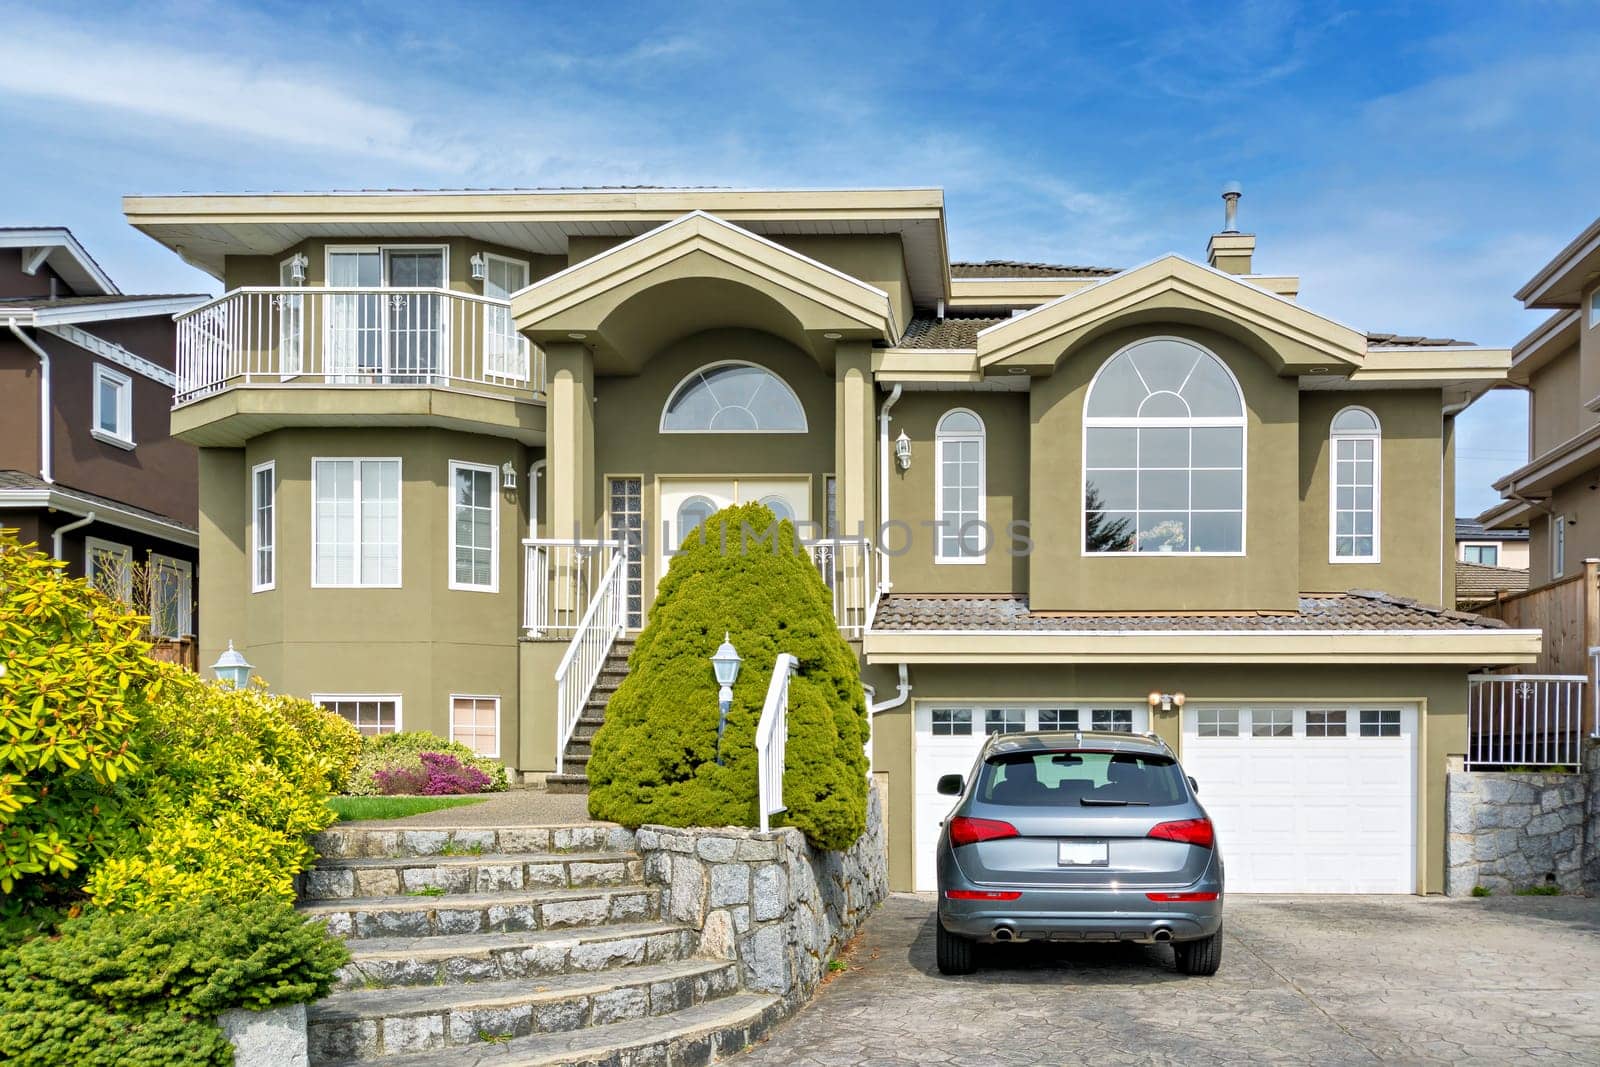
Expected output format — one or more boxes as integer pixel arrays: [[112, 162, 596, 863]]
[[0, 227, 118, 295], [0, 470, 197, 545], [1515, 216, 1600, 309]]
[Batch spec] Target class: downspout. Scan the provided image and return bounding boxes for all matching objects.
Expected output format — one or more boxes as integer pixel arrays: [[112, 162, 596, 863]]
[[51, 510, 95, 562], [877, 384, 903, 591], [7, 318, 51, 483], [868, 662, 911, 715]]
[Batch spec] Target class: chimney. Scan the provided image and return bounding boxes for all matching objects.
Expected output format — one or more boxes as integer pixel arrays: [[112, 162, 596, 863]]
[[1206, 182, 1255, 275]]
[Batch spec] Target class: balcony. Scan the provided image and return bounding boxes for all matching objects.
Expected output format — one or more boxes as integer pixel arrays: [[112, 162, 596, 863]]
[[176, 287, 541, 403]]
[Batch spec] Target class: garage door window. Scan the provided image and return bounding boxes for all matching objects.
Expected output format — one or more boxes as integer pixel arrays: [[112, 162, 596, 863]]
[[932, 708, 971, 736], [1091, 708, 1134, 732], [985, 708, 1025, 735], [1252, 708, 1294, 737], [1038, 708, 1076, 730], [1306, 710, 1347, 737], [1198, 708, 1239, 737], [1360, 709, 1402, 737]]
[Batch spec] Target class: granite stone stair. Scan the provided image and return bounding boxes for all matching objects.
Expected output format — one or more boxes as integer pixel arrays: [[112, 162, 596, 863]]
[[546, 638, 633, 794], [299, 822, 778, 1066]]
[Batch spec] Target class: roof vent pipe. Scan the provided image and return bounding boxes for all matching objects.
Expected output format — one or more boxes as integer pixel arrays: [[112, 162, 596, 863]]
[[1221, 182, 1242, 233]]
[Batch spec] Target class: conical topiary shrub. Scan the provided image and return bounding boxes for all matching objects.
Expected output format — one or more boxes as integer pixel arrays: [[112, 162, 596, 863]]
[[586, 503, 869, 850]]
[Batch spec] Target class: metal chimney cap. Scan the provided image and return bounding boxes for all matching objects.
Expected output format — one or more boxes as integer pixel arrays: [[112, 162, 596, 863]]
[[1222, 180, 1243, 198]]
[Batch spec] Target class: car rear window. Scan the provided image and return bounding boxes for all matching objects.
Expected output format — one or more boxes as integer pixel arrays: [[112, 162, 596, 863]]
[[977, 750, 1187, 807]]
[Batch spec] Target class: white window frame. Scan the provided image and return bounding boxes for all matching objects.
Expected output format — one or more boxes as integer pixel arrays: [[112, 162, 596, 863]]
[[1552, 513, 1567, 577], [449, 693, 501, 758], [313, 693, 403, 735], [934, 407, 987, 564], [1589, 289, 1600, 330], [658, 360, 809, 434], [1460, 542, 1499, 566], [323, 244, 450, 288], [252, 460, 276, 592], [84, 536, 133, 600], [147, 553, 194, 638], [448, 460, 499, 593], [1328, 405, 1382, 564], [1081, 335, 1247, 557], [91, 364, 134, 449], [311, 457, 403, 589]]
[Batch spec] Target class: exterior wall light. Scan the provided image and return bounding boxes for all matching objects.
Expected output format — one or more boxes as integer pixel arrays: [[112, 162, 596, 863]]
[[895, 430, 912, 471], [212, 640, 253, 689], [711, 632, 742, 765], [1147, 691, 1186, 713], [469, 252, 487, 281], [286, 253, 309, 285], [501, 460, 517, 490]]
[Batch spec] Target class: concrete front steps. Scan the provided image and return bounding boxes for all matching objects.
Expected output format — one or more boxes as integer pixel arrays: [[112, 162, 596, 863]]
[[300, 821, 777, 1066], [546, 639, 633, 793]]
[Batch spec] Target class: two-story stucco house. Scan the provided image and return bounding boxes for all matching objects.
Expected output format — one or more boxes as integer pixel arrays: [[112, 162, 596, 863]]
[[124, 187, 1538, 894]]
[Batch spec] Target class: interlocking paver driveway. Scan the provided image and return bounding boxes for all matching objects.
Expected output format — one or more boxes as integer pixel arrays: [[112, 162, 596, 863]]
[[736, 893, 1600, 1065]]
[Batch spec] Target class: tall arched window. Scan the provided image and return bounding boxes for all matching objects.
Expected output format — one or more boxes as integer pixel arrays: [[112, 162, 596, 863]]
[[1330, 406, 1380, 562], [660, 361, 807, 432], [1083, 337, 1245, 554], [935, 408, 986, 562]]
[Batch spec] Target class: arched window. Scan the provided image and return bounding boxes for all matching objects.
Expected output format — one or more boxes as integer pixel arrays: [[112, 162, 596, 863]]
[[935, 408, 986, 562], [674, 495, 719, 547], [1330, 406, 1380, 562], [660, 361, 807, 433], [1083, 337, 1245, 554]]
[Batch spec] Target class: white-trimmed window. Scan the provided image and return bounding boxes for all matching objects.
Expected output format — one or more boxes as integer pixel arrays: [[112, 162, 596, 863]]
[[315, 695, 401, 737], [450, 694, 500, 757], [1084, 337, 1245, 554], [1589, 289, 1600, 329], [660, 361, 807, 432], [1330, 406, 1381, 562], [481, 253, 531, 382], [1251, 708, 1294, 737], [1198, 708, 1240, 737], [1551, 514, 1567, 577], [252, 461, 276, 591], [1461, 543, 1499, 566], [85, 536, 133, 600], [449, 461, 498, 591], [92, 364, 133, 447], [935, 408, 986, 562], [148, 554, 194, 638], [313, 458, 401, 587]]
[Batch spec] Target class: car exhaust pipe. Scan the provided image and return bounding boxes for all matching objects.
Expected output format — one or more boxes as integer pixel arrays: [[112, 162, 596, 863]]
[[993, 925, 1016, 942], [1152, 928, 1173, 943]]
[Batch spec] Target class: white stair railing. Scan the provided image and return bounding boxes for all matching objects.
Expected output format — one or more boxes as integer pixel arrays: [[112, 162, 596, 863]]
[[1467, 674, 1587, 770], [756, 653, 798, 833], [553, 549, 627, 774], [524, 539, 620, 638]]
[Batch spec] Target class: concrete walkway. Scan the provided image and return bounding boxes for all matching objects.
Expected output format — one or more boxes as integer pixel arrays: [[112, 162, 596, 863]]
[[337, 787, 594, 828], [735, 892, 1600, 1065]]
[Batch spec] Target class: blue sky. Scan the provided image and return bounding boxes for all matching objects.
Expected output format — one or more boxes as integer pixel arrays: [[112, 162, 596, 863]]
[[3, 0, 1594, 515]]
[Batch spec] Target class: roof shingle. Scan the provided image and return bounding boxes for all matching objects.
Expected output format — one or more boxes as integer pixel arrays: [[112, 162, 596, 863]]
[[0, 470, 195, 533], [952, 260, 1120, 279], [1455, 562, 1530, 604]]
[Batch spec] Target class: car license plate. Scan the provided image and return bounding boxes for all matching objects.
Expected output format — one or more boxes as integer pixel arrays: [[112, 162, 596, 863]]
[[1058, 841, 1109, 867]]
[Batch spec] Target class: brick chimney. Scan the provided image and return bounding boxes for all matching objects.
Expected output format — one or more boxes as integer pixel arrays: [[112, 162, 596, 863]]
[[1206, 182, 1255, 275]]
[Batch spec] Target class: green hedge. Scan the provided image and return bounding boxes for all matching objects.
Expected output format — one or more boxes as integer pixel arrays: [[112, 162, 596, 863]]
[[344, 731, 509, 796], [587, 504, 868, 850]]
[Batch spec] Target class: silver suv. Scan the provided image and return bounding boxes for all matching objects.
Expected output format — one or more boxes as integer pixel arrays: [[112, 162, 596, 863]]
[[935, 730, 1223, 976]]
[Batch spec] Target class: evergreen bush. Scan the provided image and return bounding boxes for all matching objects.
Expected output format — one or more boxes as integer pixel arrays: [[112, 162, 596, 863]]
[[586, 504, 868, 850]]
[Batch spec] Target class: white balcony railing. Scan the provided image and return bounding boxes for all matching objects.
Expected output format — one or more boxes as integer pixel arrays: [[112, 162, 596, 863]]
[[806, 537, 882, 637], [524, 539, 624, 639], [175, 287, 541, 405], [756, 653, 798, 833], [1467, 674, 1587, 771]]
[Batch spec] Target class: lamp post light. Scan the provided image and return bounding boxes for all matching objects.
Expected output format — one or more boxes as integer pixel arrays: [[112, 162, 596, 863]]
[[711, 632, 742, 765], [212, 640, 253, 689]]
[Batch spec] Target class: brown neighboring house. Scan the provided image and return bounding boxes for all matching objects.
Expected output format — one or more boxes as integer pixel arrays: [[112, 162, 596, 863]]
[[0, 227, 205, 646]]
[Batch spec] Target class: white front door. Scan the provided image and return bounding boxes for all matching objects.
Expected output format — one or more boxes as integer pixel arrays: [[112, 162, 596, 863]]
[[1179, 704, 1417, 893], [911, 703, 1149, 892], [656, 477, 810, 587]]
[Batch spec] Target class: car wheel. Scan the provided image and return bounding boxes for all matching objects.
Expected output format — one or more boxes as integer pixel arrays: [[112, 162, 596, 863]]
[[1173, 928, 1222, 976], [936, 920, 977, 975]]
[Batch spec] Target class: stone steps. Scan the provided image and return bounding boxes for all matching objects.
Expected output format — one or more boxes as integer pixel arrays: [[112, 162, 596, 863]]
[[315, 992, 781, 1067], [333, 921, 700, 991], [312, 825, 636, 860], [300, 885, 657, 940], [307, 958, 740, 1063], [301, 852, 642, 900]]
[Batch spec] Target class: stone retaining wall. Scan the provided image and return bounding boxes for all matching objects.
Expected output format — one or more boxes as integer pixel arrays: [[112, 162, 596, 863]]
[[1445, 744, 1600, 896], [635, 777, 888, 1006]]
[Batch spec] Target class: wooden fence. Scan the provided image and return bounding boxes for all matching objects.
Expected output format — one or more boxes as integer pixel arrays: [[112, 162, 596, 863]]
[[1474, 559, 1600, 734]]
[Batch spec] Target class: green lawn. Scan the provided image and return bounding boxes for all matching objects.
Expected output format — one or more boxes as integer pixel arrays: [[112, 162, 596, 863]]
[[327, 795, 490, 822]]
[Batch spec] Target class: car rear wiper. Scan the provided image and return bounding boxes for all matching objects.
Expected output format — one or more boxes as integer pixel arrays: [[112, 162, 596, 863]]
[[1079, 798, 1150, 806]]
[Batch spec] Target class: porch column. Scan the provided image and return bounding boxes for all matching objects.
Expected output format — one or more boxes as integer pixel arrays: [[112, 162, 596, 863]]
[[545, 342, 596, 540], [834, 342, 876, 538]]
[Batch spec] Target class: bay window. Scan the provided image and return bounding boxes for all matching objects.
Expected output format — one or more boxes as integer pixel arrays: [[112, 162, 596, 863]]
[[313, 458, 401, 587]]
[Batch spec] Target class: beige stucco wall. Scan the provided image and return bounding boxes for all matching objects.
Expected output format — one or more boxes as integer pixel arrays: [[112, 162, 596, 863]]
[[1027, 323, 1300, 611], [1527, 344, 1587, 459], [865, 660, 1471, 894], [223, 238, 567, 292], [1526, 475, 1600, 586], [201, 428, 533, 766]]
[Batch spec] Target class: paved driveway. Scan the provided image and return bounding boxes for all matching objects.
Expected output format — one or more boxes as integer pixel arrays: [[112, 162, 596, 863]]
[[736, 893, 1600, 1065]]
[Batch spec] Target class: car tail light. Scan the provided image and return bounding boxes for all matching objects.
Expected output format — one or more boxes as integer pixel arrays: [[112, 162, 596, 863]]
[[947, 816, 1019, 848], [1147, 818, 1215, 849], [945, 889, 1023, 901], [1146, 891, 1220, 902]]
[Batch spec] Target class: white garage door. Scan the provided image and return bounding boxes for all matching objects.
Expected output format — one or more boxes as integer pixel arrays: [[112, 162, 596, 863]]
[[1179, 705, 1417, 893], [913, 703, 1149, 891]]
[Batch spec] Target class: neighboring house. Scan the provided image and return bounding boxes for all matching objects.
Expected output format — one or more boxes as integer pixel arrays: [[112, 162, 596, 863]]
[[124, 186, 1535, 895], [0, 227, 205, 648], [1455, 561, 1530, 611], [1455, 517, 1529, 569]]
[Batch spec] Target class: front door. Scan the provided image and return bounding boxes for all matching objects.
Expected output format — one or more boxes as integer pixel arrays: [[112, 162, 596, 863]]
[[656, 476, 811, 594]]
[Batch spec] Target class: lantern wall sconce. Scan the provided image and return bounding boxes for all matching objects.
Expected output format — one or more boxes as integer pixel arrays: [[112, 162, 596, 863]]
[[501, 460, 517, 491], [469, 252, 487, 281], [286, 253, 308, 285], [1147, 691, 1186, 713], [894, 430, 912, 471]]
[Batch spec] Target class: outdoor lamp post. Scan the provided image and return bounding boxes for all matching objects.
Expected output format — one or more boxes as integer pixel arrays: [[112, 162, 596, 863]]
[[212, 640, 253, 689], [711, 632, 742, 765]]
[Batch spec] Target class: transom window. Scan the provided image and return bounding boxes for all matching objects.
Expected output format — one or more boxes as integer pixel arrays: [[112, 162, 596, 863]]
[[1330, 406, 1381, 562], [660, 362, 807, 433], [1084, 338, 1245, 554]]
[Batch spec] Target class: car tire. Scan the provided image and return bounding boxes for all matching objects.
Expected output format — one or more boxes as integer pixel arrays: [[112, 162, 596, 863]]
[[936, 920, 977, 975], [1173, 928, 1222, 976]]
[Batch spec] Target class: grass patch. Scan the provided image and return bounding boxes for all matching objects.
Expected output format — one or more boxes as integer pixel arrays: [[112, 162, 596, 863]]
[[405, 887, 446, 898], [1514, 884, 1563, 896], [327, 795, 490, 822], [1471, 885, 1492, 898]]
